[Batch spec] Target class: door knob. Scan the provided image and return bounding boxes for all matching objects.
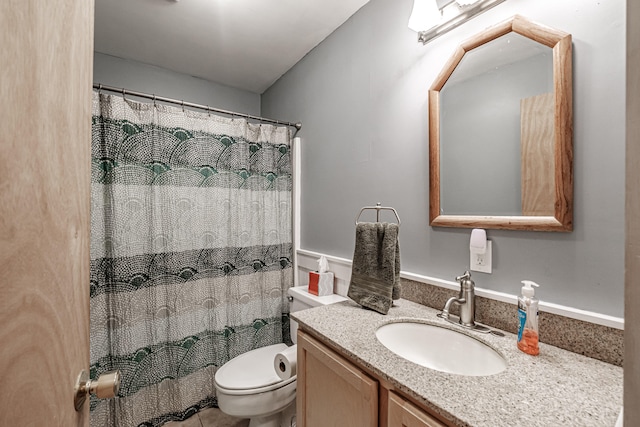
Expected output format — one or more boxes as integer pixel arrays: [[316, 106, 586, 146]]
[[74, 369, 120, 411]]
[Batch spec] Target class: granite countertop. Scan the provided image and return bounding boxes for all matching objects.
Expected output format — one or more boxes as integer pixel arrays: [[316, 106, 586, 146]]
[[292, 298, 623, 427]]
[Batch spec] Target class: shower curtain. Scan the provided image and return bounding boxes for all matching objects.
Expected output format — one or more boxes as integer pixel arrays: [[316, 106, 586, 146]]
[[89, 92, 293, 426]]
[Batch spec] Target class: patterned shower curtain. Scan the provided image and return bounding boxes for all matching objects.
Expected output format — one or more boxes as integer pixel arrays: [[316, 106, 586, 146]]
[[89, 92, 293, 426]]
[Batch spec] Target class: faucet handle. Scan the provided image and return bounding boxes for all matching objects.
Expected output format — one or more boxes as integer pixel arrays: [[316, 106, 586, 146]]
[[455, 271, 475, 291], [455, 270, 471, 282]]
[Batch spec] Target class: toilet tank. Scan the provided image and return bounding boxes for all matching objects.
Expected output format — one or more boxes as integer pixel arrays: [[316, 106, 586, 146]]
[[288, 286, 347, 343]]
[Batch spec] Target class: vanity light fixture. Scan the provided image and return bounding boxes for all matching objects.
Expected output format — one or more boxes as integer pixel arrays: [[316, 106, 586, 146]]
[[408, 0, 507, 44], [408, 0, 442, 33]]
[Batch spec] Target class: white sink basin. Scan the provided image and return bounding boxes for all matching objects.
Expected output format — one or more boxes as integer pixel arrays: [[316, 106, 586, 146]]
[[375, 322, 507, 376]]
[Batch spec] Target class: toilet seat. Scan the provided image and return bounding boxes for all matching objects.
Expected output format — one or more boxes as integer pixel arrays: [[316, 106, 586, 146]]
[[215, 343, 296, 396]]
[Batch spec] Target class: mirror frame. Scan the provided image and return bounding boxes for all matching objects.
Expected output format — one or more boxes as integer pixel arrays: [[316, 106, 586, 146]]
[[429, 15, 573, 231]]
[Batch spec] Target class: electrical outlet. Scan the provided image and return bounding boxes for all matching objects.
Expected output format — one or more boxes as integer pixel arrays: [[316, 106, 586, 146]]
[[470, 240, 492, 273]]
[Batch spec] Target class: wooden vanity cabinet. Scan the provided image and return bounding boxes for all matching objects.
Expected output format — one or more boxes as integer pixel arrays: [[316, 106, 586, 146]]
[[387, 391, 447, 427], [297, 330, 448, 427], [297, 330, 378, 427]]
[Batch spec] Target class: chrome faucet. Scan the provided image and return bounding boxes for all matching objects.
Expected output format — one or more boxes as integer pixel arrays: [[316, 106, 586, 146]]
[[438, 271, 504, 336], [441, 271, 476, 327]]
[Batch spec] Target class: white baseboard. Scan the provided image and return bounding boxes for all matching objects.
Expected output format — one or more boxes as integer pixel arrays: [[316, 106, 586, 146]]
[[296, 248, 624, 330]]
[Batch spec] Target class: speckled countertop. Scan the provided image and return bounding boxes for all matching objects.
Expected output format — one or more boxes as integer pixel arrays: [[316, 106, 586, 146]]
[[292, 298, 623, 427]]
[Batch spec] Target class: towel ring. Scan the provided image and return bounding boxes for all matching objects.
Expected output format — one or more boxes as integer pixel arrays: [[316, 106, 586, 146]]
[[355, 203, 401, 226]]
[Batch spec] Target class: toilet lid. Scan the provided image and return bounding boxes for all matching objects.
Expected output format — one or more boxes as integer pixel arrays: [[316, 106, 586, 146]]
[[215, 343, 289, 390]]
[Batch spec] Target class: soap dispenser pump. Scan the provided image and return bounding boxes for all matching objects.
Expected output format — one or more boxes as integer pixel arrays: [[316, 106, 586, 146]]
[[517, 280, 540, 355]]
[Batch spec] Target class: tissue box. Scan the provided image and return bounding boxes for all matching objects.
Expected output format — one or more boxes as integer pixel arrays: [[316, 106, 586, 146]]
[[308, 271, 334, 296]]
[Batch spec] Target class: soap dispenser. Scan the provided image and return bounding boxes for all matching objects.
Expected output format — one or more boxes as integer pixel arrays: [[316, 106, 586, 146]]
[[517, 280, 540, 355]]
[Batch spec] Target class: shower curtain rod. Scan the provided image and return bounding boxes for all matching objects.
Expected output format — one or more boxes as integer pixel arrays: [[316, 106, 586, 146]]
[[93, 83, 302, 131]]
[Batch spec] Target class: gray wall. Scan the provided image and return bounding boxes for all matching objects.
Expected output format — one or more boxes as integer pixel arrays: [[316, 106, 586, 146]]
[[262, 0, 625, 317], [94, 52, 260, 115]]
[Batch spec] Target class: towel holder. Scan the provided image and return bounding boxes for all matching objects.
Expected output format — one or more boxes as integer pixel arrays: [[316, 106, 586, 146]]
[[355, 203, 401, 226]]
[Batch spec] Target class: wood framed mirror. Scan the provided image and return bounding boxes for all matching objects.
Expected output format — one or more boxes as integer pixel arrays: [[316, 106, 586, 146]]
[[429, 15, 572, 231]]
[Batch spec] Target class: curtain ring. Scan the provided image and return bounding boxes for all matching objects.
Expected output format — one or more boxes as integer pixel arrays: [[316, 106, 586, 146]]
[[152, 94, 157, 107], [181, 100, 185, 112], [98, 84, 103, 94], [206, 105, 211, 117], [121, 88, 126, 99]]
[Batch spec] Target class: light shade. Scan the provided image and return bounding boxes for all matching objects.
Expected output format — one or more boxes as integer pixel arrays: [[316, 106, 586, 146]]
[[408, 0, 442, 32]]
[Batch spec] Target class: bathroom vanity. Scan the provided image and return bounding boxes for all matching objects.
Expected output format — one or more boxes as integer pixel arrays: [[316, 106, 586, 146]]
[[298, 330, 447, 426], [293, 299, 622, 427]]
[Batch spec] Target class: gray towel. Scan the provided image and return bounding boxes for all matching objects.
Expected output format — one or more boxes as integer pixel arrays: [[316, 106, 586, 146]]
[[348, 222, 401, 315]]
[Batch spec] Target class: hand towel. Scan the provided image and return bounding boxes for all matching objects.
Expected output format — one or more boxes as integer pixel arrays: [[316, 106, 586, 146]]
[[347, 222, 401, 315]]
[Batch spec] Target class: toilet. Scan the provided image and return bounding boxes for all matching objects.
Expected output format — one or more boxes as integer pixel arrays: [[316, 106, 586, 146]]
[[214, 286, 347, 427]]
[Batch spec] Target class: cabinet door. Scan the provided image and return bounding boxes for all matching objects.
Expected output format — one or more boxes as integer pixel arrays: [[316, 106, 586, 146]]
[[388, 391, 446, 427], [297, 330, 378, 427]]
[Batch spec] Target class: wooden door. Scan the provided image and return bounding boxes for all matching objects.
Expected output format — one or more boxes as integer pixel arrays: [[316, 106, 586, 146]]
[[0, 0, 94, 425], [521, 92, 555, 216], [387, 392, 446, 427], [297, 330, 378, 427]]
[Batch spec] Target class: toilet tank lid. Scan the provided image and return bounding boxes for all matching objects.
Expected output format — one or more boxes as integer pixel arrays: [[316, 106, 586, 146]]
[[288, 286, 348, 307], [215, 343, 288, 390]]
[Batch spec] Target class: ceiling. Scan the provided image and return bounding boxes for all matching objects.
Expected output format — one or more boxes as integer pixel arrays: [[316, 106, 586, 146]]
[[94, 0, 371, 94]]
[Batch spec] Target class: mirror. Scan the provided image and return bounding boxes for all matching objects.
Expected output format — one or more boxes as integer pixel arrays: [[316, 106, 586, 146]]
[[429, 15, 573, 231]]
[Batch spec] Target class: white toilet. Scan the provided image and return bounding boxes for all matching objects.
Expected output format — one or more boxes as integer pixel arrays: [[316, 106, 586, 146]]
[[214, 286, 347, 427]]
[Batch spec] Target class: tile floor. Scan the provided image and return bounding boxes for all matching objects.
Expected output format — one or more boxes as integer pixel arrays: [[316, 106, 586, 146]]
[[164, 407, 249, 427]]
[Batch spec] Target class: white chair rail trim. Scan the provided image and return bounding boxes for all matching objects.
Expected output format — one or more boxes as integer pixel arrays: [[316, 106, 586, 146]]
[[296, 248, 624, 330]]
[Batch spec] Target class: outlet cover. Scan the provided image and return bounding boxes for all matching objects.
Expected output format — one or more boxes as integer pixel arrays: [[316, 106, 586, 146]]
[[470, 240, 492, 273]]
